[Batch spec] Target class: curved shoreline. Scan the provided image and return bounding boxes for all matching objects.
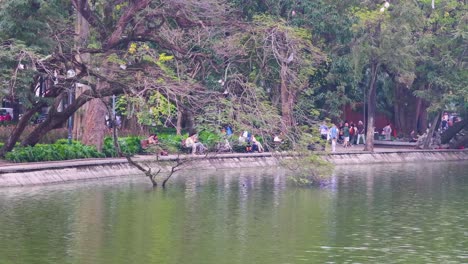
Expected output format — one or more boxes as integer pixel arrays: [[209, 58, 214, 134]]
[[1, 149, 467, 187]]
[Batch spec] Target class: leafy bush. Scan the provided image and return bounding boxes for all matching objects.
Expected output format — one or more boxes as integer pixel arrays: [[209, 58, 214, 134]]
[[231, 141, 248, 153], [284, 155, 334, 187], [5, 141, 104, 163], [102, 136, 142, 157], [150, 130, 222, 153], [157, 133, 186, 153], [198, 130, 222, 150]]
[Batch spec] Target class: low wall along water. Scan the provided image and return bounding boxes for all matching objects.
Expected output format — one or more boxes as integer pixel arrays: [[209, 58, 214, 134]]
[[0, 150, 467, 187]]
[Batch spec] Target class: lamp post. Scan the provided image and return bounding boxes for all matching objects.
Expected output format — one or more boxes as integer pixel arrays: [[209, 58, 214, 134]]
[[112, 94, 116, 128]]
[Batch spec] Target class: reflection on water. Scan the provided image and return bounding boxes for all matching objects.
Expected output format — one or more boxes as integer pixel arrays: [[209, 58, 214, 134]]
[[0, 164, 467, 264]]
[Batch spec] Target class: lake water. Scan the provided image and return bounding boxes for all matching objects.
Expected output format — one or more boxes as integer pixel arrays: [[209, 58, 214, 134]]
[[0, 162, 467, 264]]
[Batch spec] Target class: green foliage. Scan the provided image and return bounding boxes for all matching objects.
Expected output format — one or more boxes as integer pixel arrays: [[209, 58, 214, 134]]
[[0, 0, 73, 53], [284, 154, 334, 187], [412, 0, 467, 114], [136, 92, 176, 126], [198, 130, 222, 149], [5, 140, 104, 163], [0, 0, 465, 157], [157, 130, 221, 152], [0, 40, 40, 99], [102, 136, 142, 157], [157, 133, 186, 153], [115, 92, 176, 127]]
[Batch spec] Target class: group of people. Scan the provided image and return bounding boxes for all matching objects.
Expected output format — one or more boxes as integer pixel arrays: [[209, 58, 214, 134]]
[[238, 131, 264, 153], [145, 133, 208, 155], [320, 121, 366, 153], [146, 133, 208, 155], [184, 128, 265, 155], [144, 124, 270, 156], [441, 112, 461, 131]]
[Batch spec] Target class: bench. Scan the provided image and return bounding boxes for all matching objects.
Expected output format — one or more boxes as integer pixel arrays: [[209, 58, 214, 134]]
[[374, 140, 417, 147]]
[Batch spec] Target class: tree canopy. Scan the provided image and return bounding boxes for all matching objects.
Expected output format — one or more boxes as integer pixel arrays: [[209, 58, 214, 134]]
[[0, 0, 466, 154]]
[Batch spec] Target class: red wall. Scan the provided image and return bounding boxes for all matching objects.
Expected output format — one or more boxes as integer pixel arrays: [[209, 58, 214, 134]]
[[342, 104, 393, 132]]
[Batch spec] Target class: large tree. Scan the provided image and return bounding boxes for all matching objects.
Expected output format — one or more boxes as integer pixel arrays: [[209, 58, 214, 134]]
[[0, 0, 232, 155], [352, 1, 421, 151]]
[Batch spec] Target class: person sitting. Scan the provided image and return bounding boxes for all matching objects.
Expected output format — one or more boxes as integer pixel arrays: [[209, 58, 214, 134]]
[[251, 135, 264, 153], [319, 121, 329, 140], [409, 130, 418, 142], [185, 134, 207, 155], [238, 132, 246, 144], [148, 134, 159, 145], [273, 135, 282, 143], [226, 125, 233, 137], [142, 134, 162, 154], [217, 138, 232, 152]]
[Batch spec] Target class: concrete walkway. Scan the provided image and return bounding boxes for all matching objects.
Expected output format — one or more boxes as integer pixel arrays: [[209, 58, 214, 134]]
[[0, 145, 466, 174]]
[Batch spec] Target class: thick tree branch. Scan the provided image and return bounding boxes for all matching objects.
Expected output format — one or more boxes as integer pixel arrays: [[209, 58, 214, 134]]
[[71, 0, 108, 42], [105, 0, 151, 49]]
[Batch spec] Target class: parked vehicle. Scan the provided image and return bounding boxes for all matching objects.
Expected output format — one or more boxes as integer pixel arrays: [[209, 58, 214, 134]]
[[0, 108, 13, 122]]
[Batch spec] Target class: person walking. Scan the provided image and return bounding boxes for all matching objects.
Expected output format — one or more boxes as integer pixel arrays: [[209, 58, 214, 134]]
[[343, 123, 350, 148], [349, 123, 356, 145], [357, 120, 366, 144], [329, 124, 339, 153]]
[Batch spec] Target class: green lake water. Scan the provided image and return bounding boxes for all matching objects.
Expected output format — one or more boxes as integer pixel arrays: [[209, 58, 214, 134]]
[[0, 162, 467, 264]]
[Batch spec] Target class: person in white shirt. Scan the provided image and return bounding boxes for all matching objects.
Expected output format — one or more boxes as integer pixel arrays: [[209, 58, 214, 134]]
[[383, 123, 392, 141]]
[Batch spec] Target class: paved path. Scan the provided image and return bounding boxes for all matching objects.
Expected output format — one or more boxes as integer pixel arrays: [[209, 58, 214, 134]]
[[0, 145, 463, 172]]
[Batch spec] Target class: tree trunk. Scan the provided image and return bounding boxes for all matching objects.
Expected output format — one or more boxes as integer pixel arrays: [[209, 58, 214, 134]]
[[81, 98, 108, 151], [73, 11, 90, 141], [280, 63, 293, 128], [21, 117, 64, 147], [20, 85, 123, 147], [420, 100, 429, 132], [186, 109, 195, 134], [450, 133, 468, 149], [414, 97, 422, 133], [73, 85, 88, 141], [176, 109, 183, 135], [393, 83, 402, 132], [441, 118, 468, 144], [392, 82, 421, 136], [423, 111, 442, 149], [364, 62, 379, 152]]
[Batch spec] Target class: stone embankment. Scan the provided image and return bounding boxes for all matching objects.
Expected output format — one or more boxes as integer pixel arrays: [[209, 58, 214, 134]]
[[0, 149, 467, 187]]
